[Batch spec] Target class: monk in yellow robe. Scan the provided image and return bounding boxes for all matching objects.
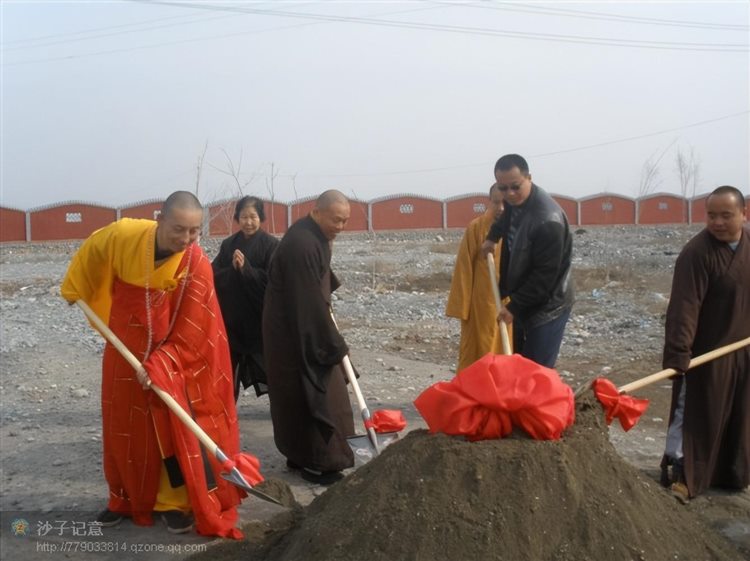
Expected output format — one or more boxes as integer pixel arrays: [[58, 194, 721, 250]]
[[61, 191, 245, 538], [446, 184, 511, 372]]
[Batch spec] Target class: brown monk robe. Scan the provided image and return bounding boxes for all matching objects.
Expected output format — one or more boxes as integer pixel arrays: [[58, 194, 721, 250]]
[[661, 187, 750, 499], [262, 192, 355, 477]]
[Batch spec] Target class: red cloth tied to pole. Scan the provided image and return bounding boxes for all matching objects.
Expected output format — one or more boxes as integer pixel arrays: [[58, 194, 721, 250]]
[[414, 353, 575, 441], [230, 453, 264, 486], [592, 377, 649, 431], [371, 409, 407, 433]]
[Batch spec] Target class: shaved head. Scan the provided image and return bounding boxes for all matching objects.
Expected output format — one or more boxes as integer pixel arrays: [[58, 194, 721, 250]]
[[311, 189, 350, 241], [156, 191, 203, 255], [162, 190, 202, 218], [314, 189, 348, 211]]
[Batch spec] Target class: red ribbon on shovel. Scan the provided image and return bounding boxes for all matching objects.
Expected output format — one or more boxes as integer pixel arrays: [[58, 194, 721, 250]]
[[591, 378, 648, 431], [371, 409, 407, 433], [592, 336, 750, 431]]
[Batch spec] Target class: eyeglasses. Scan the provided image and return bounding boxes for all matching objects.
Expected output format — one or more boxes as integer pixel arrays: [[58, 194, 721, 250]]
[[497, 184, 523, 192]]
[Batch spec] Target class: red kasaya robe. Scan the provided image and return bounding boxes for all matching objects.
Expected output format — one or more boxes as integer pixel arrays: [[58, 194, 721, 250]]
[[61, 219, 245, 539]]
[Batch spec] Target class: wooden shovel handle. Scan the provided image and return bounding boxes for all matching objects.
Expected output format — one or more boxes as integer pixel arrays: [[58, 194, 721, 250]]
[[487, 253, 512, 355], [330, 311, 380, 454], [75, 300, 221, 456], [618, 335, 750, 394]]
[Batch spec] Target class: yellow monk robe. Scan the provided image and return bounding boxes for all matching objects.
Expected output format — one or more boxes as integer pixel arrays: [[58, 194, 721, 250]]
[[446, 211, 512, 372], [61, 218, 244, 538]]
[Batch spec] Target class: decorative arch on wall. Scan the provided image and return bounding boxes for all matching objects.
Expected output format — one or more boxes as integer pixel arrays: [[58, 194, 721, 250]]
[[579, 194, 635, 225], [370, 194, 443, 231], [28, 201, 116, 241]]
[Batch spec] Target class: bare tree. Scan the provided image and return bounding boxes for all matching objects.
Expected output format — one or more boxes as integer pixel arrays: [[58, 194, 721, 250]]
[[637, 138, 679, 197], [675, 145, 701, 222], [206, 148, 259, 235], [636, 138, 678, 224], [689, 147, 701, 199], [290, 172, 299, 202], [194, 140, 209, 198], [675, 145, 698, 198], [288, 172, 299, 226], [348, 187, 378, 289], [209, 148, 257, 196], [260, 162, 280, 234]]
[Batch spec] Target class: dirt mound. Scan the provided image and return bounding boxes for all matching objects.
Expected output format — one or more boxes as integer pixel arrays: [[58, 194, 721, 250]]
[[200, 396, 744, 561], [253, 478, 299, 509]]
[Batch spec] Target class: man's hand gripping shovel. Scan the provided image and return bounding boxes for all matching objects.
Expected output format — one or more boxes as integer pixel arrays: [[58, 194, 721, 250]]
[[75, 300, 281, 505], [330, 312, 406, 465], [487, 253, 512, 355]]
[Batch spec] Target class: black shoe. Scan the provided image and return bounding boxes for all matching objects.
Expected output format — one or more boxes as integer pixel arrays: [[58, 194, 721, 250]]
[[300, 468, 345, 486], [95, 509, 124, 527], [286, 459, 302, 470], [160, 510, 194, 534]]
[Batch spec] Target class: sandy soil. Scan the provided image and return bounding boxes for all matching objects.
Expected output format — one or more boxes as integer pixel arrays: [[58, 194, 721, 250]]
[[0, 226, 747, 560]]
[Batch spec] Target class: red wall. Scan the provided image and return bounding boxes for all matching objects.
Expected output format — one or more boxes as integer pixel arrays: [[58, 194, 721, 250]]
[[551, 195, 578, 226], [29, 204, 116, 241], [691, 194, 750, 224], [207, 200, 234, 237], [689, 195, 708, 224], [371, 196, 443, 230], [11, 192, 748, 241], [289, 200, 368, 232], [445, 195, 488, 229], [120, 201, 163, 220], [289, 200, 314, 226], [208, 200, 289, 237], [638, 195, 687, 224], [264, 201, 289, 235], [0, 207, 26, 242], [580, 196, 635, 225]]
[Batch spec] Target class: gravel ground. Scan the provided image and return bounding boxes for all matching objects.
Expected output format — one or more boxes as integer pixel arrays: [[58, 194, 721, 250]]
[[1, 225, 748, 560]]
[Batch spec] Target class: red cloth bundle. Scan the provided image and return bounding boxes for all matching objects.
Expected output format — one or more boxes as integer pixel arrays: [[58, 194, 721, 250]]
[[414, 353, 575, 441]]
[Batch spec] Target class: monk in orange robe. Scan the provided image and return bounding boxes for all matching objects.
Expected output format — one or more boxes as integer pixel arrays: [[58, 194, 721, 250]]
[[61, 191, 245, 539], [446, 184, 511, 372]]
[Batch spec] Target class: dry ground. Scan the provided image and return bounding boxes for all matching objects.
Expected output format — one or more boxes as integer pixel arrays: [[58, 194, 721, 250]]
[[0, 226, 747, 560]]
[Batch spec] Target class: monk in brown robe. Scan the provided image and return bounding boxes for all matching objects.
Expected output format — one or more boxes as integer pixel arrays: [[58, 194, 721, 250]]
[[262, 190, 355, 485], [661, 185, 750, 501], [446, 183, 510, 372]]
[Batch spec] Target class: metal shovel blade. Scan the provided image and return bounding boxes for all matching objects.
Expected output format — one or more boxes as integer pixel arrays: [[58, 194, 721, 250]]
[[348, 431, 400, 466], [221, 468, 283, 506]]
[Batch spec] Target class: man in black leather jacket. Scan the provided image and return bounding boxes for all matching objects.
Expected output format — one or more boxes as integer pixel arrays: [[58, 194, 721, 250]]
[[481, 154, 574, 368]]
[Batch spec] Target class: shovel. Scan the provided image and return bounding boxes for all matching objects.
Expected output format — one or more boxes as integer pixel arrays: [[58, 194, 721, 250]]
[[75, 300, 282, 506], [341, 355, 401, 465], [330, 312, 404, 464], [592, 335, 750, 430], [487, 253, 512, 355]]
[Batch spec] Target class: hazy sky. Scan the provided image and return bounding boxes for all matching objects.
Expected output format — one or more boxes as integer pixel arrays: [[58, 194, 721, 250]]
[[2, 1, 748, 210]]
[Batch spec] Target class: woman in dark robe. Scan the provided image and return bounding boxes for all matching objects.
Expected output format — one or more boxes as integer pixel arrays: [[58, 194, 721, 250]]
[[212, 196, 279, 400]]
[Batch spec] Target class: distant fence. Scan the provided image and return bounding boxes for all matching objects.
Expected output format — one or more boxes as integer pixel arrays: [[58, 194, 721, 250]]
[[2, 192, 749, 243]]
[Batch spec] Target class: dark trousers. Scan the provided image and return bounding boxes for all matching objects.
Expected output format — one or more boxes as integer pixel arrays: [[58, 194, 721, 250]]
[[513, 308, 571, 368]]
